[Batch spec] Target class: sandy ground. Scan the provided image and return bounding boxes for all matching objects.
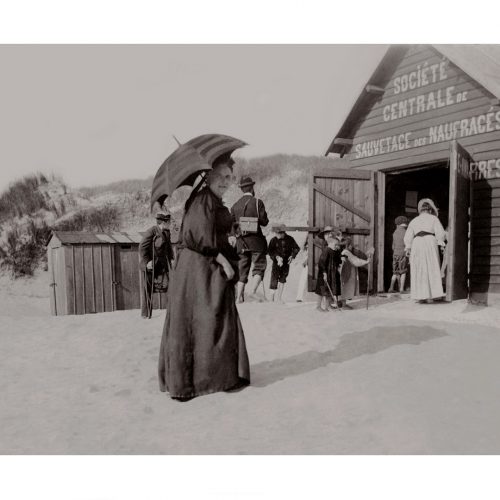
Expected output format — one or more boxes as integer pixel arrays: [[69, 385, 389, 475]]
[[1, 261, 500, 455]]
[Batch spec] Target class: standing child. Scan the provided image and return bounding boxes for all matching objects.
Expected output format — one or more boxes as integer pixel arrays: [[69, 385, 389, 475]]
[[315, 229, 342, 312], [388, 215, 409, 293], [268, 224, 300, 303]]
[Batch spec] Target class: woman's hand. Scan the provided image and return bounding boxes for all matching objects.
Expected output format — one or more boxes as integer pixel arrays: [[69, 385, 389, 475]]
[[440, 246, 446, 255], [405, 249, 411, 258], [216, 253, 235, 281], [323, 272, 327, 281]]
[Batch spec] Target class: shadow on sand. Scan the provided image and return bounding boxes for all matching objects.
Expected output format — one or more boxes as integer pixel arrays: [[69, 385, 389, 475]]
[[251, 325, 448, 388]]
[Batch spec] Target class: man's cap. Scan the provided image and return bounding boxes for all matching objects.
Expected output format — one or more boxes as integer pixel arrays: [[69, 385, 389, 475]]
[[156, 212, 171, 222], [239, 176, 255, 188]]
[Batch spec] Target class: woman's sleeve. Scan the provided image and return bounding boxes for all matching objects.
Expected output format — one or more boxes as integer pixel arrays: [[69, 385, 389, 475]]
[[434, 217, 446, 246], [182, 193, 219, 257], [403, 223, 415, 250]]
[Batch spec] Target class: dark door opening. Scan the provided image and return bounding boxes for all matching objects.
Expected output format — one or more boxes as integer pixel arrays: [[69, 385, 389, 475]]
[[383, 163, 450, 292]]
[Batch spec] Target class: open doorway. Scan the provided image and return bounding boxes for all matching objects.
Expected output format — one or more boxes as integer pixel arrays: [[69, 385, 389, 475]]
[[383, 163, 450, 292]]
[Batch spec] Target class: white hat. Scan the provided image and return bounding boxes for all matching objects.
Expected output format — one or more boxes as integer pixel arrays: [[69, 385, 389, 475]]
[[417, 198, 438, 215]]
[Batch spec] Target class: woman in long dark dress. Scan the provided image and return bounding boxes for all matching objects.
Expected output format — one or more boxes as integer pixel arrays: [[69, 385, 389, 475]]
[[158, 155, 250, 401]]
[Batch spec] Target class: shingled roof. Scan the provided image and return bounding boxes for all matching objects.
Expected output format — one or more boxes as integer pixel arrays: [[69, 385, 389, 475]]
[[326, 44, 500, 156], [49, 231, 145, 245]]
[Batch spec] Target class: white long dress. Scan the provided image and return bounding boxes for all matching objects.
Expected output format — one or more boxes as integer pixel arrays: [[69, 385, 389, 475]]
[[296, 250, 308, 301], [404, 213, 446, 300]]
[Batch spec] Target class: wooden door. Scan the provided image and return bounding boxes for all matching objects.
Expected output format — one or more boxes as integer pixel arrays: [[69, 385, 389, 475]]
[[114, 245, 141, 310], [308, 167, 377, 292], [48, 247, 58, 315], [446, 141, 471, 301]]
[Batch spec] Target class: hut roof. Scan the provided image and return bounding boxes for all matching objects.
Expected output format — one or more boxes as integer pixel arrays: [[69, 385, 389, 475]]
[[326, 44, 500, 156], [49, 231, 144, 246]]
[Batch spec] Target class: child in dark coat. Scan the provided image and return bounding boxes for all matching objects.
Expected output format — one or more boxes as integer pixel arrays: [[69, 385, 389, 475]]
[[268, 224, 300, 303], [315, 230, 342, 312], [388, 215, 409, 293]]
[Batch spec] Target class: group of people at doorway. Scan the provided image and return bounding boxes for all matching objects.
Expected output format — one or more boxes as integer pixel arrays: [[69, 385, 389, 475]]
[[389, 198, 448, 303], [140, 152, 451, 402]]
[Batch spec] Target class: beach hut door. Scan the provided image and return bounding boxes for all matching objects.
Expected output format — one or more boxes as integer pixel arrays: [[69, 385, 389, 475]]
[[309, 167, 376, 293], [446, 141, 472, 301]]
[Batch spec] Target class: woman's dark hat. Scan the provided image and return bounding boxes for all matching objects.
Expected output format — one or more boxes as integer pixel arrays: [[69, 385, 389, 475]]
[[395, 215, 408, 226], [318, 225, 335, 240], [239, 176, 255, 188], [156, 212, 171, 222]]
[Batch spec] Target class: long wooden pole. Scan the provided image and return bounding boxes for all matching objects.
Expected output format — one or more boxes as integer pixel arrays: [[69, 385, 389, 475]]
[[99, 246, 105, 312], [90, 245, 96, 313], [71, 246, 76, 314]]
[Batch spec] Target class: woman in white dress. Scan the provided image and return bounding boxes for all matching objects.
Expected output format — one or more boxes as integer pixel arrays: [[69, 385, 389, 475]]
[[404, 198, 446, 302]]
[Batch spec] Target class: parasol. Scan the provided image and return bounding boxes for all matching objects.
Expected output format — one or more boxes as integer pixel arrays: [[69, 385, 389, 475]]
[[151, 133, 247, 210]]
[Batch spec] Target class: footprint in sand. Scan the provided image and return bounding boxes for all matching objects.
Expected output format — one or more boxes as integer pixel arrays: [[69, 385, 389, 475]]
[[143, 406, 154, 414], [89, 385, 100, 393], [114, 389, 132, 397]]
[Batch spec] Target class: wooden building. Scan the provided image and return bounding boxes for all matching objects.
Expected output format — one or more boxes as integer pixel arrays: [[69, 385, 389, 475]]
[[47, 231, 167, 315], [311, 44, 500, 304]]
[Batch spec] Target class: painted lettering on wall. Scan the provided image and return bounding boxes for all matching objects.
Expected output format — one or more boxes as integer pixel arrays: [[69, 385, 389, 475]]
[[429, 112, 500, 143], [383, 61, 468, 122], [470, 158, 500, 181], [354, 110, 500, 160]]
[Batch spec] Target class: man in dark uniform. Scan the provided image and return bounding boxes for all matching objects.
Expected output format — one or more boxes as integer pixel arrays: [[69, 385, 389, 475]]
[[230, 176, 269, 303], [139, 212, 174, 318]]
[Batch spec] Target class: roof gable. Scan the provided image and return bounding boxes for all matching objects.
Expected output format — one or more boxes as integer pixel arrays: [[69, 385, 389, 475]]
[[327, 44, 500, 156]]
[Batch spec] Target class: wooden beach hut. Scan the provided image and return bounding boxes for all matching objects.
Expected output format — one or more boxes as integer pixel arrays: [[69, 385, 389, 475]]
[[313, 44, 500, 304], [47, 231, 167, 315]]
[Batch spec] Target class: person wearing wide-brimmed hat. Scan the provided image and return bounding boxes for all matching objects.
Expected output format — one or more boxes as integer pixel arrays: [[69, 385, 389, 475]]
[[268, 223, 300, 303], [388, 215, 409, 293], [403, 198, 446, 302], [230, 175, 269, 302], [139, 211, 174, 318]]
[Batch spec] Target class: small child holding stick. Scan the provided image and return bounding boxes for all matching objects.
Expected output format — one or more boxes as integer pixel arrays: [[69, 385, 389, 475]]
[[315, 228, 342, 312]]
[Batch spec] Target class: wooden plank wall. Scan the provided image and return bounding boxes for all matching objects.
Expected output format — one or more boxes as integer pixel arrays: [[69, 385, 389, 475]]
[[346, 45, 500, 171], [64, 244, 116, 314], [58, 243, 166, 315], [309, 169, 373, 293], [114, 246, 142, 310], [339, 44, 500, 303], [471, 178, 500, 302]]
